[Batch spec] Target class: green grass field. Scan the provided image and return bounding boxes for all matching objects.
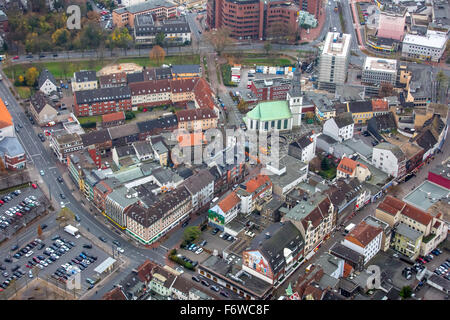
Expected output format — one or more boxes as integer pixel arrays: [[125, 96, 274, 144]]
[[77, 115, 101, 125], [4, 55, 200, 80], [16, 86, 32, 99]]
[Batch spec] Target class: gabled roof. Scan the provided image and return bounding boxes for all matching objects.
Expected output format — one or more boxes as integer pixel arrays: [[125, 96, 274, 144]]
[[182, 169, 214, 195], [402, 203, 433, 226], [337, 157, 368, 175], [102, 286, 127, 300], [75, 86, 131, 104], [374, 142, 406, 161], [250, 221, 304, 275], [334, 112, 354, 128], [74, 70, 97, 83], [218, 191, 240, 213], [0, 98, 13, 129], [245, 101, 292, 121], [290, 134, 313, 150], [38, 69, 57, 88], [81, 129, 111, 146], [245, 175, 272, 195], [176, 108, 217, 122], [345, 221, 382, 248], [193, 78, 215, 110], [99, 72, 127, 87], [172, 64, 201, 75], [347, 100, 373, 113], [102, 111, 125, 123]]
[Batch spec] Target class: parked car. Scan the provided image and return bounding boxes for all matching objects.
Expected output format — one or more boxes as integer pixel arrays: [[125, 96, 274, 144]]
[[192, 276, 200, 282]]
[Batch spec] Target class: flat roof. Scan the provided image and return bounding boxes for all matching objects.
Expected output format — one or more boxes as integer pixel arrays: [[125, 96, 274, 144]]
[[323, 32, 352, 57], [403, 30, 447, 49], [363, 57, 397, 73], [403, 180, 450, 211], [94, 257, 117, 274]]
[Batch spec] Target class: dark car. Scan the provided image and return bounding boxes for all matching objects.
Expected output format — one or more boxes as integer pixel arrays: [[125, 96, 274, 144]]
[[41, 224, 48, 230], [192, 276, 200, 282], [4, 258, 12, 263], [11, 245, 19, 251], [99, 236, 107, 243], [83, 244, 92, 249], [201, 280, 210, 287], [113, 240, 121, 247], [60, 193, 66, 199], [57, 176, 64, 183]]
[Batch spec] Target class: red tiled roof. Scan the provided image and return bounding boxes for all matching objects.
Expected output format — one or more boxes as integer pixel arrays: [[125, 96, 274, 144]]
[[177, 132, 205, 147], [218, 191, 240, 213], [176, 107, 217, 122], [99, 72, 127, 86], [170, 78, 197, 93], [194, 78, 215, 110], [345, 221, 382, 248], [245, 175, 272, 195], [102, 111, 125, 123], [337, 157, 368, 175], [136, 260, 156, 283], [371, 99, 389, 112], [102, 287, 127, 300], [129, 79, 172, 95], [402, 204, 433, 226], [377, 202, 400, 216]]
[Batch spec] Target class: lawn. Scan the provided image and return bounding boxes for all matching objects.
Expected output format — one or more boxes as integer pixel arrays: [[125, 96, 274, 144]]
[[77, 115, 102, 125], [3, 54, 200, 80], [241, 56, 294, 66], [16, 86, 32, 99]]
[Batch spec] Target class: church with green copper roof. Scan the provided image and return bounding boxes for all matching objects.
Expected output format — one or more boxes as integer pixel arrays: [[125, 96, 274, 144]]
[[243, 64, 304, 132]]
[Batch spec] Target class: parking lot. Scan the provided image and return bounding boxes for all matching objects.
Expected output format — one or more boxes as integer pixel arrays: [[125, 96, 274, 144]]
[[0, 230, 112, 296], [0, 185, 49, 241]]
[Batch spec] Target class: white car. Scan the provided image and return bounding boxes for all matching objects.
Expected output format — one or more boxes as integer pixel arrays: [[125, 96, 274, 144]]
[[36, 264, 44, 269], [60, 202, 65, 208], [117, 247, 124, 253], [175, 267, 184, 274], [40, 170, 44, 176], [25, 250, 34, 257], [46, 258, 53, 264], [195, 248, 203, 255], [46, 248, 55, 253], [30, 196, 37, 200], [40, 260, 48, 267], [28, 271, 33, 278]]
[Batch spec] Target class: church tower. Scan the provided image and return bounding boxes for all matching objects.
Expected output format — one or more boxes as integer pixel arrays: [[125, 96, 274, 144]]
[[287, 61, 303, 128]]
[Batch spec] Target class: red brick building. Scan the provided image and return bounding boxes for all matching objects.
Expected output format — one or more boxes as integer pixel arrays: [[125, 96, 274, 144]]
[[74, 86, 132, 117], [299, 0, 321, 18], [428, 160, 450, 190], [249, 77, 292, 102], [206, 0, 299, 40]]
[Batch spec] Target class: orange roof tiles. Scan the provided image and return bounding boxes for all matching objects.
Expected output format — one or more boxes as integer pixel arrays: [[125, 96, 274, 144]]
[[0, 98, 13, 129], [245, 174, 272, 195], [371, 99, 389, 112], [102, 111, 125, 123], [402, 204, 433, 226], [177, 132, 205, 147], [194, 78, 215, 110], [337, 157, 368, 175], [345, 221, 382, 248], [218, 191, 240, 213]]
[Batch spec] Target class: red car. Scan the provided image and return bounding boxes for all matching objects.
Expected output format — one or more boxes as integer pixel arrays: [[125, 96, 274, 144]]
[[26, 264, 32, 269], [0, 200, 4, 204], [31, 183, 37, 189], [15, 212, 22, 217], [13, 56, 19, 60]]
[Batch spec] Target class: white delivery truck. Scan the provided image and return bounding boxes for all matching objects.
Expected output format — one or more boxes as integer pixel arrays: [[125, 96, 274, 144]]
[[344, 223, 356, 234], [64, 225, 81, 238]]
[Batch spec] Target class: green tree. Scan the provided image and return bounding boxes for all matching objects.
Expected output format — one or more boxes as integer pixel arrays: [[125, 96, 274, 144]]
[[183, 226, 201, 244], [264, 41, 272, 55], [321, 157, 330, 171], [125, 111, 135, 120], [107, 27, 133, 53], [51, 28, 70, 47], [25, 67, 39, 86], [399, 286, 412, 299], [155, 32, 166, 47]]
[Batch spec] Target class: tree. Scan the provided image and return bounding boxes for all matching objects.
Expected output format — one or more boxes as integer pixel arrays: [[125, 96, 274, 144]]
[[125, 111, 135, 120], [305, 111, 315, 122], [183, 226, 201, 243], [0, 157, 6, 173], [378, 82, 395, 98], [107, 27, 133, 52], [237, 99, 249, 114], [149, 45, 166, 66], [321, 157, 330, 171], [25, 67, 39, 86], [264, 41, 273, 56], [399, 286, 412, 299], [51, 28, 70, 47], [37, 224, 43, 238], [204, 27, 234, 56], [155, 32, 166, 47]]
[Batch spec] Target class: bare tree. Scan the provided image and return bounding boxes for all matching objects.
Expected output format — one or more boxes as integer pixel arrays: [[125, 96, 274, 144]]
[[149, 45, 166, 66], [204, 27, 234, 56]]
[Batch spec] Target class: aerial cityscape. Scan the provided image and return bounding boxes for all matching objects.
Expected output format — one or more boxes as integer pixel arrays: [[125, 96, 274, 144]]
[[0, 0, 449, 303]]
